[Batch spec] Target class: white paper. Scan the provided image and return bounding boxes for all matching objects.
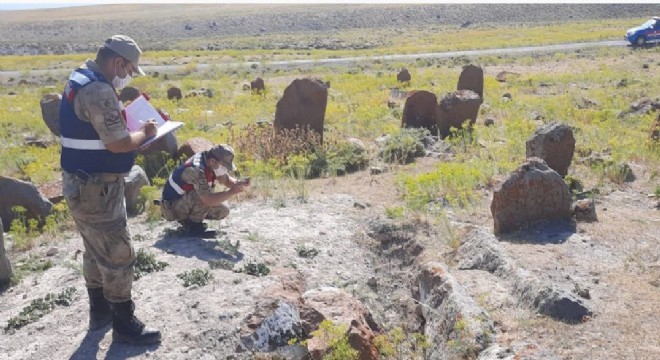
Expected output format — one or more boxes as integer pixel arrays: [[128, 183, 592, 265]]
[[124, 95, 166, 131], [140, 121, 184, 150]]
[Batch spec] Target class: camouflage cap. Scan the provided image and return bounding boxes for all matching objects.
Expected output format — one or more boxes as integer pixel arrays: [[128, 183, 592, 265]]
[[103, 35, 145, 76], [208, 144, 236, 171]]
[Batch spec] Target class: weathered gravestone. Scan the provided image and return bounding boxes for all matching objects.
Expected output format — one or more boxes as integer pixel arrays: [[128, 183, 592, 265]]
[[457, 64, 484, 99], [274, 78, 328, 144], [525, 122, 575, 178], [250, 77, 265, 93], [437, 90, 482, 138], [491, 158, 572, 235], [0, 176, 53, 232], [402, 90, 440, 136], [0, 217, 12, 285], [40, 93, 61, 136]]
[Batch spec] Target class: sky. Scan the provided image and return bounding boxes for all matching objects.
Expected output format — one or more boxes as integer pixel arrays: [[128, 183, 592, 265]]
[[0, 0, 650, 11]]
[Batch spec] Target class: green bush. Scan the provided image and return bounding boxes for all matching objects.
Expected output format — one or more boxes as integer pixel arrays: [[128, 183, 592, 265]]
[[235, 260, 271, 277], [134, 249, 169, 280], [177, 269, 213, 287], [4, 287, 76, 332], [380, 128, 427, 164]]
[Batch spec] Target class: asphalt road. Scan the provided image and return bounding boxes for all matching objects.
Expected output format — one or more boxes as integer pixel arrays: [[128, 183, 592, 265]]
[[0, 40, 631, 78]]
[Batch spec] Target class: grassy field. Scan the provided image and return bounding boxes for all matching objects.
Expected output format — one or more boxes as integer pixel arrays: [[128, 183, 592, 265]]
[[0, 18, 658, 241], [0, 17, 647, 72]]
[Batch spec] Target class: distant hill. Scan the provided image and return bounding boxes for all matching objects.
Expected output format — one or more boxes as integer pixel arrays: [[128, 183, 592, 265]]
[[0, 3, 658, 55]]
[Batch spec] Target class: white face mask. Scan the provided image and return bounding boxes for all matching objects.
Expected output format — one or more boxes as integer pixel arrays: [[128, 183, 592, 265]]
[[112, 63, 132, 90], [214, 164, 228, 177]]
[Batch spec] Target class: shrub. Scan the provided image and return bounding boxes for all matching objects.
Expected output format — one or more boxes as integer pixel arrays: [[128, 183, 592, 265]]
[[235, 260, 271, 277], [4, 287, 76, 333], [133, 249, 169, 280], [310, 320, 358, 360], [177, 269, 213, 287], [380, 128, 427, 164]]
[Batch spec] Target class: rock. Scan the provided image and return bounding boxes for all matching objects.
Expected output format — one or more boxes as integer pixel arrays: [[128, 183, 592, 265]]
[[369, 167, 383, 175], [437, 90, 483, 139], [616, 79, 628, 88], [274, 78, 328, 144], [491, 158, 572, 234], [124, 165, 149, 216], [402, 90, 440, 136], [241, 300, 304, 352], [502, 92, 512, 100], [525, 122, 575, 177], [458, 228, 592, 323], [495, 71, 520, 83], [346, 138, 366, 153], [457, 64, 484, 99], [479, 342, 561, 360], [643, 63, 650, 69], [138, 130, 178, 179], [0, 176, 53, 232], [396, 68, 411, 83], [40, 93, 61, 136], [250, 77, 265, 93], [301, 287, 380, 360], [573, 199, 597, 222], [177, 137, 214, 161], [577, 97, 598, 109], [529, 111, 544, 121], [241, 269, 306, 352], [37, 179, 63, 204], [167, 87, 182, 100], [629, 97, 660, 115], [119, 86, 140, 102], [46, 247, 59, 256], [353, 202, 366, 210], [417, 262, 494, 359], [484, 118, 495, 126], [0, 217, 12, 284]]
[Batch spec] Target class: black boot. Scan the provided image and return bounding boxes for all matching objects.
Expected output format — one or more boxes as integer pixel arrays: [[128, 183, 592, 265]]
[[87, 287, 112, 331], [111, 300, 161, 345], [185, 221, 217, 238]]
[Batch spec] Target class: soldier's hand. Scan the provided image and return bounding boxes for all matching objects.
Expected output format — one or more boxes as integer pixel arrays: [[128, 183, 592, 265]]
[[142, 119, 158, 138], [229, 182, 247, 195]]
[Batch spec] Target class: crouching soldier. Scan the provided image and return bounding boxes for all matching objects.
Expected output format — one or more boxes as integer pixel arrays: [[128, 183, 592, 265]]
[[160, 144, 249, 237]]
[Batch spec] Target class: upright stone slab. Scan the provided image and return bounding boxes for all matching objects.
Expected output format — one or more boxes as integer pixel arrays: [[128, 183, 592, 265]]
[[40, 93, 61, 136], [525, 122, 575, 178], [0, 217, 12, 284], [251, 77, 265, 93], [436, 90, 482, 138], [0, 176, 53, 232], [402, 90, 440, 136], [124, 165, 150, 216], [177, 137, 214, 160], [397, 68, 411, 83], [457, 64, 484, 99], [167, 87, 182, 100], [274, 78, 328, 144], [491, 158, 572, 235]]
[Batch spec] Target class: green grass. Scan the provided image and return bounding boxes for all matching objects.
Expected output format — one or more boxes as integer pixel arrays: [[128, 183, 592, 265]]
[[0, 18, 658, 231]]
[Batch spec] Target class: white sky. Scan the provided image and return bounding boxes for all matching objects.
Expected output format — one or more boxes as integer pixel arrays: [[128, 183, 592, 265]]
[[0, 0, 651, 11]]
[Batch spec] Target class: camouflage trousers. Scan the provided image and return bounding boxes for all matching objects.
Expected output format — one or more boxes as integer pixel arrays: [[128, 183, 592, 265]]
[[160, 190, 230, 223], [62, 171, 134, 303]]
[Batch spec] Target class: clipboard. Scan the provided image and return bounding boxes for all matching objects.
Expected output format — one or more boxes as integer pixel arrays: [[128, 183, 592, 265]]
[[140, 121, 184, 149]]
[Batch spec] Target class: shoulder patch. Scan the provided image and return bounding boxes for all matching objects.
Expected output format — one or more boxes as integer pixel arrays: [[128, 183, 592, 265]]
[[98, 97, 124, 130]]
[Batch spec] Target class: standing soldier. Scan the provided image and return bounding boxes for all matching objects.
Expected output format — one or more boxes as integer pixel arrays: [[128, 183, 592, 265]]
[[160, 144, 249, 237], [60, 35, 160, 345]]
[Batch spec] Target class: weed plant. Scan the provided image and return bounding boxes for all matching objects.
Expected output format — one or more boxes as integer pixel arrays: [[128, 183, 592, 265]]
[[235, 260, 271, 277], [133, 249, 169, 280], [177, 269, 213, 287], [4, 287, 76, 333]]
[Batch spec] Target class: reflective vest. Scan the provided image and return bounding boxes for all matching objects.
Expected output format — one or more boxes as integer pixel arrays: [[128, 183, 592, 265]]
[[59, 68, 135, 174], [162, 153, 216, 201]]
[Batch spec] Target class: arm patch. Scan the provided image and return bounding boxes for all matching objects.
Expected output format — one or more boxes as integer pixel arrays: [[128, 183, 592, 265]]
[[99, 98, 123, 130]]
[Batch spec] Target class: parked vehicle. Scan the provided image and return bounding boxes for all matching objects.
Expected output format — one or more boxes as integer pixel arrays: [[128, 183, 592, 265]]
[[625, 17, 660, 46]]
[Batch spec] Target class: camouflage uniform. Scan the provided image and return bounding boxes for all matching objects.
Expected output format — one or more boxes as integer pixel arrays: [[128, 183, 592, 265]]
[[61, 60, 135, 303], [160, 166, 230, 223]]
